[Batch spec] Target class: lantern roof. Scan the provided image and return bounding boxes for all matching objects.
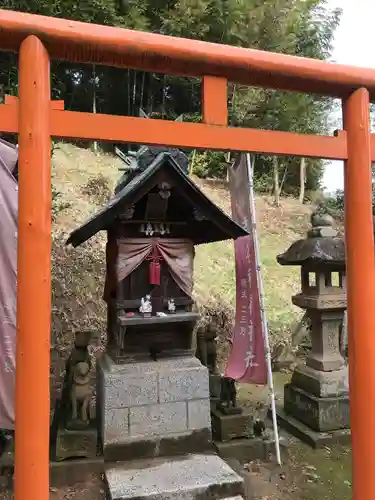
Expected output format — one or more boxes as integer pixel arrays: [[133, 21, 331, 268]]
[[277, 212, 345, 267]]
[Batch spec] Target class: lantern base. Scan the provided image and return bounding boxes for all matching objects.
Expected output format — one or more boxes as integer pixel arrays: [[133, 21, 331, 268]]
[[283, 384, 350, 433], [272, 406, 351, 449], [291, 364, 348, 398]]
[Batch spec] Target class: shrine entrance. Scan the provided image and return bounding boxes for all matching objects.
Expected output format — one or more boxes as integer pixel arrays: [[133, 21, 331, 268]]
[[0, 9, 375, 500]]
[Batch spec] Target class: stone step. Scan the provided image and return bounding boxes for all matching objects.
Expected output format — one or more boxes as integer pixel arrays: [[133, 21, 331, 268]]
[[106, 453, 244, 499]]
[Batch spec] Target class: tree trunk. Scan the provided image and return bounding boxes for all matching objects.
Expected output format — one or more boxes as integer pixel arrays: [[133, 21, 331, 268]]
[[299, 157, 306, 203], [273, 155, 280, 206], [92, 64, 98, 153]]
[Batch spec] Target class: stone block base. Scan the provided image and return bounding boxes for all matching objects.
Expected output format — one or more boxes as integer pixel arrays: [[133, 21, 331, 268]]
[[274, 406, 351, 449], [55, 426, 97, 461], [284, 384, 350, 432], [211, 408, 252, 442], [214, 437, 271, 463], [105, 453, 244, 500], [291, 364, 348, 398], [98, 354, 212, 461], [104, 428, 214, 462]]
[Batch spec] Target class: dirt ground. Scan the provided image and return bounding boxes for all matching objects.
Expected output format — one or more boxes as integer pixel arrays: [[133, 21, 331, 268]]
[[243, 442, 351, 500], [49, 474, 107, 500], [0, 473, 106, 500]]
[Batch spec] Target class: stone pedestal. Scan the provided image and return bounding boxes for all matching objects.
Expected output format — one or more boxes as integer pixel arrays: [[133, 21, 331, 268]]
[[279, 361, 350, 445], [211, 408, 252, 442], [55, 426, 97, 461], [284, 383, 349, 432], [97, 354, 212, 461], [211, 403, 285, 463]]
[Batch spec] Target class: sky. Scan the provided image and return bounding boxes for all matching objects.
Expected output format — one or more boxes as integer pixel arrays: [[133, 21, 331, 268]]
[[322, 0, 375, 193]]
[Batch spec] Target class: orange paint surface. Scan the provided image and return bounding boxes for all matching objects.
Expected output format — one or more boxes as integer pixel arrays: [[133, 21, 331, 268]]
[[1, 9, 375, 100], [343, 88, 375, 500], [202, 76, 228, 126], [0, 104, 348, 160], [15, 35, 51, 500]]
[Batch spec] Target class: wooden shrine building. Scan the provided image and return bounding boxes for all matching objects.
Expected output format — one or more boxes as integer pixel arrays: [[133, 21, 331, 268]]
[[67, 147, 248, 361]]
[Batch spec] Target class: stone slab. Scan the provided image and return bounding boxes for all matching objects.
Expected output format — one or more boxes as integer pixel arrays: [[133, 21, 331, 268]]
[[291, 364, 348, 398], [159, 366, 209, 403], [274, 406, 351, 449], [292, 293, 346, 311], [284, 383, 350, 432], [106, 453, 244, 500], [215, 438, 268, 463], [188, 399, 211, 430], [99, 355, 209, 410], [103, 354, 204, 375], [129, 402, 187, 436], [103, 429, 213, 462], [103, 406, 212, 461], [211, 408, 252, 442], [98, 361, 158, 409], [215, 432, 288, 464], [103, 407, 129, 446]]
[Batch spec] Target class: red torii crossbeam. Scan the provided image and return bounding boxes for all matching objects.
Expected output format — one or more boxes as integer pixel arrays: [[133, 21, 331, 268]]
[[0, 9, 374, 500]]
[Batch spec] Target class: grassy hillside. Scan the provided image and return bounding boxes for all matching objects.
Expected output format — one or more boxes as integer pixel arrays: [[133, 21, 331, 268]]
[[51, 143, 313, 355]]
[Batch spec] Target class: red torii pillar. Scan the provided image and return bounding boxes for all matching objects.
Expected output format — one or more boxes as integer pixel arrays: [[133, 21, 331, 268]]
[[15, 35, 51, 500], [344, 88, 375, 500]]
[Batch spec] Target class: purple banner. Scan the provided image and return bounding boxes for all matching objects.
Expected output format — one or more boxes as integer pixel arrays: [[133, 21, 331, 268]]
[[225, 154, 267, 384]]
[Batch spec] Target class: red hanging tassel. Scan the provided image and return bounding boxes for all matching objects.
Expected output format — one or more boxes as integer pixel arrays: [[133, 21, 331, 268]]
[[147, 245, 162, 285], [149, 260, 161, 285]]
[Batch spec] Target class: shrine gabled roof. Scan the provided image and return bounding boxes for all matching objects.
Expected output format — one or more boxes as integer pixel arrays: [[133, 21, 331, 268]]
[[66, 152, 248, 247]]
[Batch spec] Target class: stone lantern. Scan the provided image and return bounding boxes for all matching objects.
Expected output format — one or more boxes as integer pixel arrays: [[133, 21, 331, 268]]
[[275, 212, 350, 446]]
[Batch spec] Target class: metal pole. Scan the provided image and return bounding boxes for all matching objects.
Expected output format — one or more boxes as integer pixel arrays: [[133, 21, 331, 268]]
[[246, 153, 282, 466], [15, 35, 51, 500]]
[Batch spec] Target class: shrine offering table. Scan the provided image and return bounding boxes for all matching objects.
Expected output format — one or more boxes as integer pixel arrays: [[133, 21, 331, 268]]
[[114, 312, 199, 359]]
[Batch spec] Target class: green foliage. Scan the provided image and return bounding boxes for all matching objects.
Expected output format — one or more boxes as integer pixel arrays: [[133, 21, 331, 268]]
[[0, 0, 342, 194], [192, 151, 228, 179]]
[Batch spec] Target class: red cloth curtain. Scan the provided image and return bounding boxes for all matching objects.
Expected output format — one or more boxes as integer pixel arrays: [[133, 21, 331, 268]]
[[117, 238, 194, 297]]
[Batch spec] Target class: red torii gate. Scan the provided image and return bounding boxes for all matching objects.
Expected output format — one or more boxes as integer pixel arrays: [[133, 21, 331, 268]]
[[0, 9, 374, 500]]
